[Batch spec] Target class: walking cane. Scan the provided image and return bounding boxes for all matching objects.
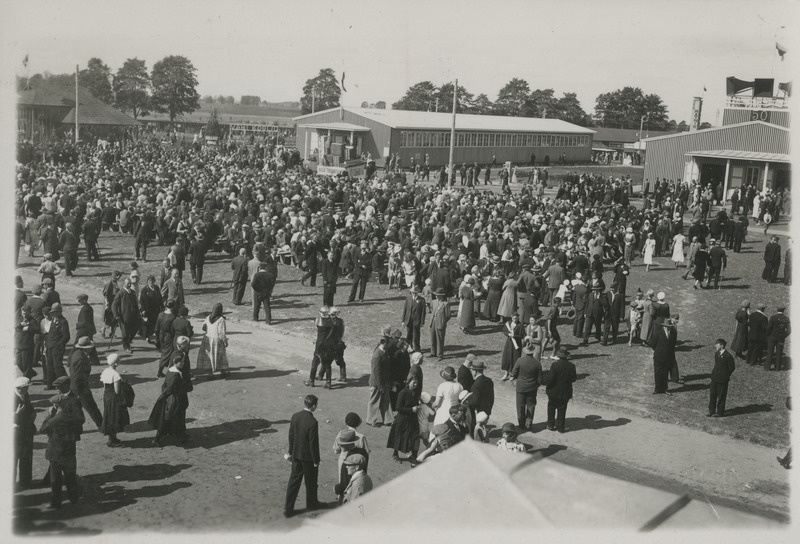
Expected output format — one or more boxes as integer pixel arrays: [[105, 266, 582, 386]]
[[107, 319, 118, 349]]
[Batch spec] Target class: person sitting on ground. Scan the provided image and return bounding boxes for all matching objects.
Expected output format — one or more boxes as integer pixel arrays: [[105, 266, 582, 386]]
[[496, 422, 526, 453]]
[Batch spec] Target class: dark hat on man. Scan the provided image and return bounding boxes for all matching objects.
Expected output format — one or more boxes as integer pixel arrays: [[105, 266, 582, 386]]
[[777, 306, 786, 312], [501, 422, 517, 434], [53, 376, 70, 387], [334, 429, 358, 447], [343, 453, 366, 467], [434, 288, 447, 297], [77, 293, 89, 302], [556, 346, 570, 358], [76, 336, 94, 349], [49, 302, 63, 314], [467, 360, 486, 371], [112, 270, 122, 279], [523, 343, 537, 354]]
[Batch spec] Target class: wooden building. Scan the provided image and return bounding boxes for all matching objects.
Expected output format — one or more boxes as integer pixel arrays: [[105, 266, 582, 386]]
[[294, 107, 594, 168]]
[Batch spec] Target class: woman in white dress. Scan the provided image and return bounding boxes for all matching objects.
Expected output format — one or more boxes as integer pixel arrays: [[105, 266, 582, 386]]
[[752, 193, 761, 222], [643, 232, 656, 272], [196, 303, 230, 378], [431, 366, 463, 431], [671, 232, 686, 267]]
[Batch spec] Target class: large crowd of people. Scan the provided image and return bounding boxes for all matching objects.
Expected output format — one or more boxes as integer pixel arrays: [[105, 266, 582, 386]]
[[12, 136, 792, 515]]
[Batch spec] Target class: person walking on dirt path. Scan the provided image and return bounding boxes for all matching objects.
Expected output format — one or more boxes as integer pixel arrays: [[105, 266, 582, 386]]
[[149, 353, 191, 447], [348, 239, 372, 303], [708, 338, 735, 418], [429, 288, 450, 359], [762, 236, 782, 283], [40, 389, 83, 509], [67, 337, 103, 428], [101, 271, 121, 338], [366, 328, 395, 426], [546, 347, 577, 433], [230, 247, 249, 305], [746, 303, 769, 367], [306, 307, 335, 388], [651, 318, 678, 395], [112, 278, 140, 354], [402, 285, 426, 352], [284, 394, 322, 518], [251, 260, 277, 324], [764, 306, 791, 371]]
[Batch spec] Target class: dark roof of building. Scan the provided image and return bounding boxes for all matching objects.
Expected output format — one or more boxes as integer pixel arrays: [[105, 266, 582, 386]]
[[139, 110, 295, 127], [593, 127, 675, 143], [19, 82, 139, 126]]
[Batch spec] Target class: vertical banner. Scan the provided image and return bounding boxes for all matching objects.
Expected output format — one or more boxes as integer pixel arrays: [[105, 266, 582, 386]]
[[690, 97, 703, 131]]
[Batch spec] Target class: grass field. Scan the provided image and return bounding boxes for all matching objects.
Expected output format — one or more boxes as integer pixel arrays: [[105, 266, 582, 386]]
[[17, 191, 790, 450]]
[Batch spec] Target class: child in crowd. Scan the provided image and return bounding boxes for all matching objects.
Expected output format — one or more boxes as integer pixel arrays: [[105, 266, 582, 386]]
[[628, 300, 642, 346], [416, 392, 435, 450], [496, 422, 526, 453], [422, 278, 433, 312], [38, 253, 61, 288], [473, 411, 489, 443]]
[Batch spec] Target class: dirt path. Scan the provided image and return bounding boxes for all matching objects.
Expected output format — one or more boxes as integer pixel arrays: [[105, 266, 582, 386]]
[[12, 267, 790, 534]]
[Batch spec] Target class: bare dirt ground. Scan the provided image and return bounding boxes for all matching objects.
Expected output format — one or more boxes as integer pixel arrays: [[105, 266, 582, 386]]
[[12, 267, 791, 535]]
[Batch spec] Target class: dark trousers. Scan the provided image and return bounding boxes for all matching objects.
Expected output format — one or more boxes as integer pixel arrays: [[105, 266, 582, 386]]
[[232, 281, 246, 305], [15, 349, 35, 378], [77, 386, 103, 428], [707, 266, 721, 287], [765, 337, 785, 370], [583, 315, 602, 342], [253, 290, 272, 322], [118, 321, 137, 350], [708, 380, 729, 415], [573, 312, 585, 337], [747, 340, 765, 366], [310, 353, 333, 383], [430, 327, 446, 357], [323, 285, 335, 307], [302, 265, 318, 286], [50, 459, 78, 507], [33, 333, 44, 369], [603, 317, 620, 344], [15, 433, 34, 487], [406, 324, 421, 352], [349, 274, 368, 302], [190, 263, 204, 284], [516, 390, 537, 428], [85, 239, 100, 261], [654, 365, 670, 393], [63, 250, 78, 275], [733, 237, 742, 253], [45, 346, 67, 387], [546, 397, 568, 431], [135, 239, 148, 260], [284, 459, 318, 512], [763, 262, 780, 282]]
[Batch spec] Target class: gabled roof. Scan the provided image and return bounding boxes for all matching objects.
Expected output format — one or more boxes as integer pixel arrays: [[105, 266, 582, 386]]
[[592, 127, 675, 143], [296, 107, 595, 134], [643, 120, 789, 142], [18, 82, 139, 126]]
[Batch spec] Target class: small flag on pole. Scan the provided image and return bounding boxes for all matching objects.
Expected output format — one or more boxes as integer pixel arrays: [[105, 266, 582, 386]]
[[341, 72, 347, 92], [22, 54, 28, 68], [776, 42, 788, 60]]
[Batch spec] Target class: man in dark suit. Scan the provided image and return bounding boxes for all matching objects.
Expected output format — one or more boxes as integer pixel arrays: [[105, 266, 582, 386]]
[[706, 239, 727, 289], [747, 303, 769, 366], [188, 234, 207, 285], [429, 289, 450, 359], [320, 250, 338, 307], [457, 354, 476, 392], [112, 278, 141, 353], [59, 223, 79, 276], [251, 260, 277, 324], [581, 281, 608, 345], [44, 304, 70, 390], [546, 347, 577, 433], [733, 216, 746, 253], [348, 240, 372, 303], [230, 248, 249, 305], [650, 318, 677, 394], [571, 274, 588, 338], [133, 215, 153, 262], [708, 338, 735, 417], [467, 360, 495, 420], [762, 236, 782, 283], [510, 343, 543, 431], [301, 237, 319, 287], [67, 337, 103, 429], [284, 395, 321, 518], [765, 306, 791, 371], [602, 283, 625, 345], [402, 285, 426, 351]]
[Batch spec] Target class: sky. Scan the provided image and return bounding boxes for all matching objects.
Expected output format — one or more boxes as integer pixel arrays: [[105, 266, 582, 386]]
[[1, 0, 797, 126]]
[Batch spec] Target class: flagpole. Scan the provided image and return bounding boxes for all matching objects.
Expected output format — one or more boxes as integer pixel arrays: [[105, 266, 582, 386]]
[[447, 79, 457, 188], [75, 64, 79, 144]]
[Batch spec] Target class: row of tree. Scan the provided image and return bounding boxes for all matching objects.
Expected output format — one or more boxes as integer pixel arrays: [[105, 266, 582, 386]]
[[301, 68, 707, 131], [21, 56, 201, 125]]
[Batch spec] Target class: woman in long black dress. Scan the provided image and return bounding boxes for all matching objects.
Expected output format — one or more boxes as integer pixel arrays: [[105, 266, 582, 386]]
[[483, 269, 504, 322], [692, 244, 711, 290], [149, 353, 190, 447], [387, 376, 420, 466], [500, 314, 524, 380], [730, 301, 750, 358], [100, 353, 130, 447]]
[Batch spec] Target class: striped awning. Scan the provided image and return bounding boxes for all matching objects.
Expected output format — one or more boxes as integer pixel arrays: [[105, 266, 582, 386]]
[[685, 150, 791, 163]]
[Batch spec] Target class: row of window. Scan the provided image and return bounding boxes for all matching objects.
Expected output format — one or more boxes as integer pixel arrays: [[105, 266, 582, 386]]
[[398, 131, 591, 148]]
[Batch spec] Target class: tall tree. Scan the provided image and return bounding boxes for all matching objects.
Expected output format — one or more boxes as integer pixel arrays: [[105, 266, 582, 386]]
[[240, 95, 261, 106], [392, 81, 438, 111], [493, 78, 531, 116], [552, 92, 593, 126], [202, 95, 214, 104], [594, 86, 670, 130], [150, 55, 200, 126], [527, 88, 558, 118], [436, 82, 474, 113], [465, 93, 494, 115], [113, 58, 150, 119], [300, 68, 341, 114], [79, 58, 113, 104], [360, 101, 370, 108], [374, 100, 386, 109]]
